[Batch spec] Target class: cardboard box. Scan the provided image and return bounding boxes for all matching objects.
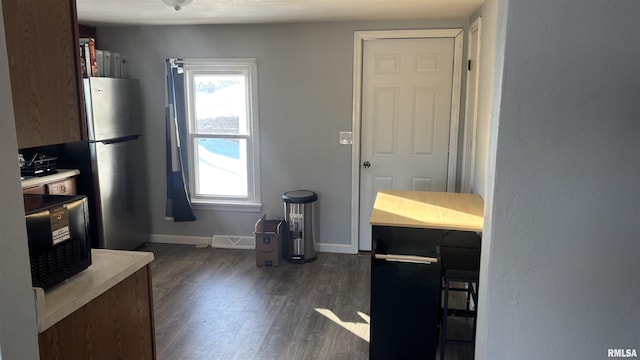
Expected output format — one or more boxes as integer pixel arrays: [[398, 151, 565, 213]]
[[256, 250, 279, 267], [254, 215, 284, 267]]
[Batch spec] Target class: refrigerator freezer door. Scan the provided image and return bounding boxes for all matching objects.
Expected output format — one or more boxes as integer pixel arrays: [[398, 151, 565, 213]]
[[91, 138, 149, 249], [85, 78, 141, 141]]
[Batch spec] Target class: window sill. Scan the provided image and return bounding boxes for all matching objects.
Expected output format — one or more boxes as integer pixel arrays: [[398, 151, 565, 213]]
[[191, 200, 262, 213]]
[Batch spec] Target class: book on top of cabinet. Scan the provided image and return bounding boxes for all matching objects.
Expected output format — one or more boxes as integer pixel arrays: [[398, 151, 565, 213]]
[[79, 37, 98, 77]]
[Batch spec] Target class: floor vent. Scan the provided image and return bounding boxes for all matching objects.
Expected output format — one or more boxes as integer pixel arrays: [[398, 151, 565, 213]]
[[211, 235, 255, 250]]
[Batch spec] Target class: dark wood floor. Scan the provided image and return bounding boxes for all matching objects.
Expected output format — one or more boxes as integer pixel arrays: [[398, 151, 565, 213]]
[[139, 243, 473, 359]]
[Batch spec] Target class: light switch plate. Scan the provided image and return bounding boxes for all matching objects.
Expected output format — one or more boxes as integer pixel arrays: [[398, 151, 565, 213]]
[[339, 131, 353, 145]]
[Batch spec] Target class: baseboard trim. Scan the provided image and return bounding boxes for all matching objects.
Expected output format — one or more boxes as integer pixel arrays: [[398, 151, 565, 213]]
[[149, 234, 211, 247], [150, 234, 356, 254], [316, 242, 356, 254]]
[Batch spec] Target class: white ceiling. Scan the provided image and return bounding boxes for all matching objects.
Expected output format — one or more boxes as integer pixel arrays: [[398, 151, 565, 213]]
[[76, 0, 485, 26]]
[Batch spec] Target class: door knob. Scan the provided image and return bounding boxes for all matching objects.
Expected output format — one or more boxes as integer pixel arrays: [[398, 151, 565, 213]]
[[363, 161, 371, 168]]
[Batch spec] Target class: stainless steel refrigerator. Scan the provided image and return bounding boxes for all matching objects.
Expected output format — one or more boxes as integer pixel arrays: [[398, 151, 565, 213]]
[[82, 77, 149, 250]]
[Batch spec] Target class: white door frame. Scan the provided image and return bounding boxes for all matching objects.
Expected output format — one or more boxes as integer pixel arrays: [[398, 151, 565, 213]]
[[461, 18, 482, 193], [350, 29, 464, 254]]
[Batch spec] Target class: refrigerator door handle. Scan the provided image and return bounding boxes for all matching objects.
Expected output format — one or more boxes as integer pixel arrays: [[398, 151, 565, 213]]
[[374, 253, 438, 264], [100, 134, 141, 144]]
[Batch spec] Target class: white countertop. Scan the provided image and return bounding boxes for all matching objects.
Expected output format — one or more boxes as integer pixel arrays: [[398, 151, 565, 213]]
[[21, 169, 80, 188], [33, 249, 154, 332]]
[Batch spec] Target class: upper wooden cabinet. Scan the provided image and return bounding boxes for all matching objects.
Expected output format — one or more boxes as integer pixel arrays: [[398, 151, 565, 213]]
[[2, 0, 86, 149]]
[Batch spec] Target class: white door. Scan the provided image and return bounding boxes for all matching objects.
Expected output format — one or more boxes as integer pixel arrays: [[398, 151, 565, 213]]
[[358, 37, 457, 251]]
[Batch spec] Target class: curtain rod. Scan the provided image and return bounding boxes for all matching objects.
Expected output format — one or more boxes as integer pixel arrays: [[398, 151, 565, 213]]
[[169, 58, 257, 68]]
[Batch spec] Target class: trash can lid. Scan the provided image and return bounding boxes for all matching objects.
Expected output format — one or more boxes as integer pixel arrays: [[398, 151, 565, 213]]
[[282, 190, 318, 203]]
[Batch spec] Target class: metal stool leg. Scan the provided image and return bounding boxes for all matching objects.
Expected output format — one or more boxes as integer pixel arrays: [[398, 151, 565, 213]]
[[440, 278, 450, 360], [469, 280, 478, 359]]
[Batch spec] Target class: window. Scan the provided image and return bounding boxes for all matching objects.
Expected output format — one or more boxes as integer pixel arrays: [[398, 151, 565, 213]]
[[183, 59, 260, 210]]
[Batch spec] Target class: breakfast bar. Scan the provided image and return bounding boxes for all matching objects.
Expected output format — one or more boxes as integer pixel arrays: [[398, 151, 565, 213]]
[[369, 190, 484, 231], [369, 190, 484, 359]]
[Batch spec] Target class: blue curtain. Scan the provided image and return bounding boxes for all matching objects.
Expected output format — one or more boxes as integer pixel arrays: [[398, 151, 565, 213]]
[[165, 58, 197, 222]]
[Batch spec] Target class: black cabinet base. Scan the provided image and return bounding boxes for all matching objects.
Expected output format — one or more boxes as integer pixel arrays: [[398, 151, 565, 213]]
[[369, 226, 443, 360]]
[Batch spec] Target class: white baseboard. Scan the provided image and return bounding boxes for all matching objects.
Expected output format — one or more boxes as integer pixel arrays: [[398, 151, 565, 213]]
[[150, 234, 355, 254], [149, 234, 211, 246], [316, 242, 356, 254], [149, 234, 255, 249]]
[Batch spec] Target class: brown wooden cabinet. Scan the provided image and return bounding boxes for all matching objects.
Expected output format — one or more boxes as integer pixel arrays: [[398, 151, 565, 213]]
[[2, 0, 85, 149], [38, 266, 157, 360]]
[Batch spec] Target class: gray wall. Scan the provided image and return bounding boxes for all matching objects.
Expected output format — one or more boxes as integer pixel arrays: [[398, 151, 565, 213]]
[[478, 0, 640, 358], [0, 6, 40, 360], [97, 19, 467, 247]]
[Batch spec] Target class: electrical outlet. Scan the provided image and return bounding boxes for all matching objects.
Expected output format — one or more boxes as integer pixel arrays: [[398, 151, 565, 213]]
[[339, 131, 353, 145]]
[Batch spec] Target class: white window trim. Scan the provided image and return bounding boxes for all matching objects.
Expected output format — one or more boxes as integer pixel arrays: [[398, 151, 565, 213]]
[[183, 58, 261, 212]]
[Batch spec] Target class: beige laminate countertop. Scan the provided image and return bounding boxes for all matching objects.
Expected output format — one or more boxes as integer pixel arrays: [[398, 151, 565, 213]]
[[370, 190, 484, 232], [33, 249, 154, 332], [21, 169, 80, 188]]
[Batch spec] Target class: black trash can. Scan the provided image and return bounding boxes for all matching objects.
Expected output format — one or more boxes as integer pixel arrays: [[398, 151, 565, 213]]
[[282, 190, 318, 263]]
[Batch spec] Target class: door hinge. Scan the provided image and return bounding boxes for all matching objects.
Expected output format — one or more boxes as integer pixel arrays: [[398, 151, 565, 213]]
[[468, 60, 472, 71]]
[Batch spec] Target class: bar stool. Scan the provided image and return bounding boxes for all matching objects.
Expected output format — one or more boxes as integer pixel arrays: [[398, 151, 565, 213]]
[[440, 231, 481, 360]]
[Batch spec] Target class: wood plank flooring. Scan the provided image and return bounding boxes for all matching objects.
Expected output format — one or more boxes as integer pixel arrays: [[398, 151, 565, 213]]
[[139, 243, 473, 359]]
